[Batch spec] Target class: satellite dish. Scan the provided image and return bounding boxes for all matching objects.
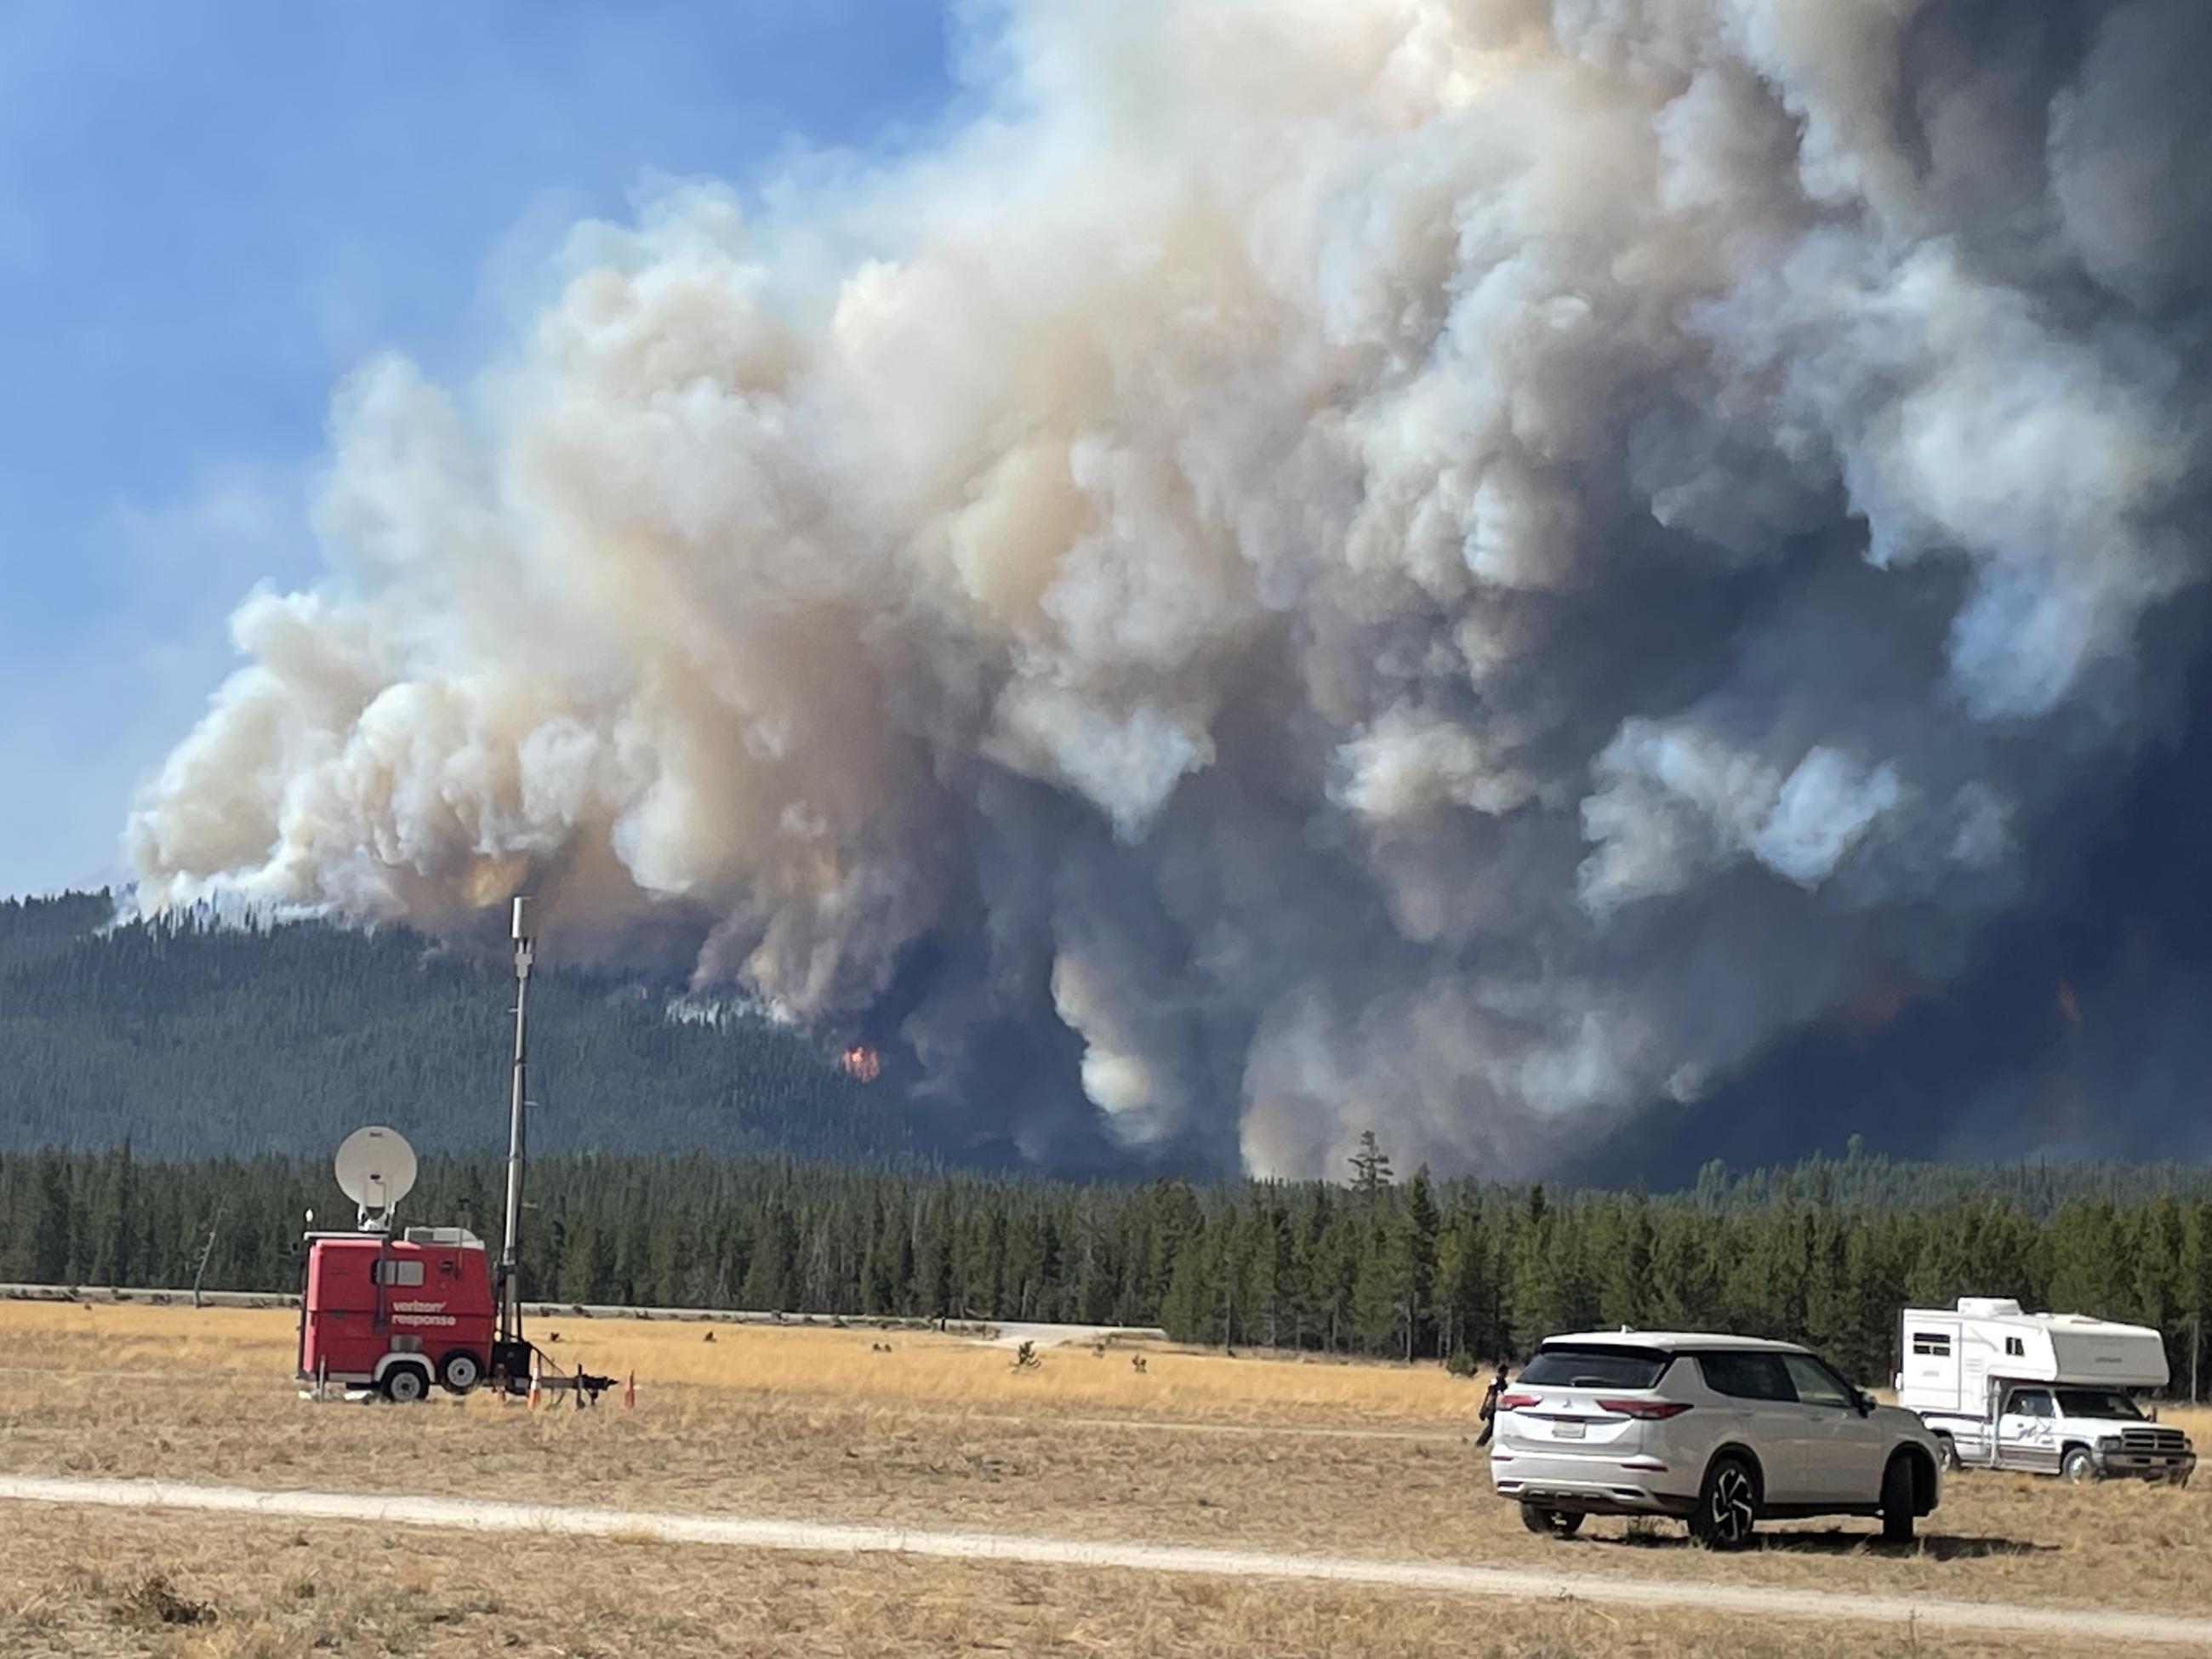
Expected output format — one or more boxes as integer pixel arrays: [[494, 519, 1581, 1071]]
[[334, 1126, 417, 1226]]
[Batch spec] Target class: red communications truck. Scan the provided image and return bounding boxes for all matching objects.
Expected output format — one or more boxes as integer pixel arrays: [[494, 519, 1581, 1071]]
[[296, 1225, 500, 1401], [294, 904, 600, 1405]]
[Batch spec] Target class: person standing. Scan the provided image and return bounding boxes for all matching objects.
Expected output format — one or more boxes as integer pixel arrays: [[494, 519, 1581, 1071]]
[[1475, 1363, 1510, 1447]]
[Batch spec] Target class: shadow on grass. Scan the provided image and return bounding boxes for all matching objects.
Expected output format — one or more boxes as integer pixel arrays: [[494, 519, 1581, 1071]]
[[1601, 1525, 2051, 1561]]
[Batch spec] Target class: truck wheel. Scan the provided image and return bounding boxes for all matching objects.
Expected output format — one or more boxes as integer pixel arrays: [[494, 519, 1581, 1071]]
[[1691, 1455, 1759, 1550], [2061, 1447, 2098, 1485], [1519, 1505, 1583, 1538], [438, 1351, 482, 1395], [381, 1364, 430, 1404], [1880, 1455, 1918, 1544], [1934, 1434, 1961, 1473]]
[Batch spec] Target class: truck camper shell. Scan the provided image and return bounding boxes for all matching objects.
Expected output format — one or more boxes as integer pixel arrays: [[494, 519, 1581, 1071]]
[[1896, 1297, 2169, 1414], [1896, 1297, 2192, 1485]]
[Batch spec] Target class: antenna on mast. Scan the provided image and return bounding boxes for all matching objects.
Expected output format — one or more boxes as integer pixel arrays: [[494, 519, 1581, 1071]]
[[497, 896, 534, 1356]]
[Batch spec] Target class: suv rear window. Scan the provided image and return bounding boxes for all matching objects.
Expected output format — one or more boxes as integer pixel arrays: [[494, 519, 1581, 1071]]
[[1519, 1345, 1673, 1389]]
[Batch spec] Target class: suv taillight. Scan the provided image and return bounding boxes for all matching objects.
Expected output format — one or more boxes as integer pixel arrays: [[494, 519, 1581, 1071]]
[[1497, 1392, 1540, 1411], [1598, 1398, 1692, 1420]]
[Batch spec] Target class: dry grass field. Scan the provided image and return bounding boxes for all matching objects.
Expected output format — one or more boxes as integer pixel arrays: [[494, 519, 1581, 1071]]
[[5, 1504, 2081, 1659], [3, 1299, 2209, 1656], [0, 1299, 1478, 1422]]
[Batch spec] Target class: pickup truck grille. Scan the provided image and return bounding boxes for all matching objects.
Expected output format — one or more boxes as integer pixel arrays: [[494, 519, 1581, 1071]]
[[2121, 1428, 2188, 1455]]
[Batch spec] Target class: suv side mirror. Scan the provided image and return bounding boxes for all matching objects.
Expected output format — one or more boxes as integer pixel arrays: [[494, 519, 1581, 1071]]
[[1855, 1389, 1877, 1416]]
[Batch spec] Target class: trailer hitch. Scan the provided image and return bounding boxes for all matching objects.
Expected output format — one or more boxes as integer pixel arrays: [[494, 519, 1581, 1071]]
[[522, 1343, 615, 1406]]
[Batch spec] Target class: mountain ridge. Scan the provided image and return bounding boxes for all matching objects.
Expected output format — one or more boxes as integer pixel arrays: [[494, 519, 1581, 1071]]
[[0, 892, 989, 1168]]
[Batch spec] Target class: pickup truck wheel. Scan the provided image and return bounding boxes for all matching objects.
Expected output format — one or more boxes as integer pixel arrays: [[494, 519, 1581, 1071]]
[[1691, 1455, 1759, 1550], [1519, 1505, 1582, 1538], [1880, 1455, 1918, 1544], [1934, 1433, 1961, 1473], [2061, 1447, 2099, 1485]]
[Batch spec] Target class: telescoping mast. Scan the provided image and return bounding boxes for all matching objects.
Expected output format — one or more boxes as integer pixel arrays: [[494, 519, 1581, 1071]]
[[491, 895, 534, 1389], [484, 894, 612, 1401]]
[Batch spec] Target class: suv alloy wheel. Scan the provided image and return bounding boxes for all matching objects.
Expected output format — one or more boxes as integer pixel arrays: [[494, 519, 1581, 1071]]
[[1691, 1455, 1758, 1549]]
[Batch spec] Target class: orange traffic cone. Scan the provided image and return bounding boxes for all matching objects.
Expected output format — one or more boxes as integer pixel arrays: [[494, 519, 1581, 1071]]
[[527, 1371, 540, 1410], [624, 1369, 636, 1409]]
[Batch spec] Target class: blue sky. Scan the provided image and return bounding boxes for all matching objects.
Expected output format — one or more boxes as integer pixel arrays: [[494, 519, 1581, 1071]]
[[0, 1, 957, 895]]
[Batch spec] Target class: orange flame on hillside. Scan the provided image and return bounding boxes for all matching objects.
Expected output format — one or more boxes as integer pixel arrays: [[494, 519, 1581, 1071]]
[[838, 1044, 882, 1083]]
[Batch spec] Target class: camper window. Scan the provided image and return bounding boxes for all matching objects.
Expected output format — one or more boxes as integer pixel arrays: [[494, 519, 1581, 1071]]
[[2004, 1337, 2025, 1358], [1910, 1331, 1952, 1357]]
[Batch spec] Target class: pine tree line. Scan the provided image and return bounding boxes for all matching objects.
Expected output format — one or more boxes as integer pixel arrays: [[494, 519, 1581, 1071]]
[[6, 1138, 2209, 1392]]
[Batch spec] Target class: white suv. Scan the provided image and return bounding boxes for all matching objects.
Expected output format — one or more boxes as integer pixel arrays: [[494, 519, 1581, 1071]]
[[1491, 1331, 1942, 1548]]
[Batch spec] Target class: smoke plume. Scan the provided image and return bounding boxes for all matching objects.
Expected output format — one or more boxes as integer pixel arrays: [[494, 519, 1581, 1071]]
[[129, 0, 2212, 1177]]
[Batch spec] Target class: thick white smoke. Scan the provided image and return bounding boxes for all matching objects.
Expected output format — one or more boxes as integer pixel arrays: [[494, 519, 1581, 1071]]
[[129, 0, 2211, 1177]]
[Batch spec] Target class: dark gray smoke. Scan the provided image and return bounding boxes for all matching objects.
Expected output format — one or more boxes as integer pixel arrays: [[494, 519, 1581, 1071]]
[[128, 0, 2212, 1177]]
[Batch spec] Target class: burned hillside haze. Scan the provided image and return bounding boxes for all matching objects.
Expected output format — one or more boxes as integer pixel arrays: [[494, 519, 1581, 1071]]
[[128, 1, 2212, 1179]]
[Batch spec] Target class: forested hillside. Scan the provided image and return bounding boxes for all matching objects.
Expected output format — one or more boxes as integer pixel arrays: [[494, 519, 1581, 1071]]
[[0, 893, 944, 1166], [6, 1141, 2209, 1393]]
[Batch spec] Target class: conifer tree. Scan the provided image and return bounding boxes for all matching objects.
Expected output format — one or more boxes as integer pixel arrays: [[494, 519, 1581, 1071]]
[[1598, 1195, 1653, 1332], [24, 1150, 71, 1284], [1160, 1217, 1218, 1342], [1348, 1130, 1394, 1198], [1398, 1166, 1440, 1359]]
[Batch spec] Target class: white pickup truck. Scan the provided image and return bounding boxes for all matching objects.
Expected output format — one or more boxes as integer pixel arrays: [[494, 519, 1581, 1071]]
[[1896, 1297, 2195, 1485]]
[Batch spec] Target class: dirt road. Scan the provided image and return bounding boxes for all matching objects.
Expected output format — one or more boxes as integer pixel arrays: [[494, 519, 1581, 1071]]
[[4, 1474, 2208, 1647]]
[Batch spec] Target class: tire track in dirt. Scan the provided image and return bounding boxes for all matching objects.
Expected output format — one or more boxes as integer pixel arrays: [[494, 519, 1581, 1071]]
[[4, 1474, 2206, 1647]]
